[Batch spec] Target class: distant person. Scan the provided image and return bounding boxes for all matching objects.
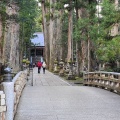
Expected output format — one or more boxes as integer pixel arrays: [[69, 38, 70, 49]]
[[37, 61, 42, 73], [42, 62, 46, 74]]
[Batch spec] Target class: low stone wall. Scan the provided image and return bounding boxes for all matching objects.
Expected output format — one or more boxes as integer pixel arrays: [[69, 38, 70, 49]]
[[13, 71, 27, 116], [0, 70, 28, 120], [84, 71, 120, 94]]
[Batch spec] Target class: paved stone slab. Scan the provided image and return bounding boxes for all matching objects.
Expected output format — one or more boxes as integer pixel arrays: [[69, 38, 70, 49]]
[[14, 67, 120, 120], [31, 68, 70, 86]]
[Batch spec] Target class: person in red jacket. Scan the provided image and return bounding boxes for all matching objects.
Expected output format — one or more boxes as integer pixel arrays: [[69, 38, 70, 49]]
[[37, 61, 42, 73]]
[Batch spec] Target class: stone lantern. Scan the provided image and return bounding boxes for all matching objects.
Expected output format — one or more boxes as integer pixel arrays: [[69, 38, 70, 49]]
[[59, 59, 64, 76], [22, 58, 27, 70], [3, 66, 13, 82], [67, 59, 75, 80], [53, 59, 59, 74]]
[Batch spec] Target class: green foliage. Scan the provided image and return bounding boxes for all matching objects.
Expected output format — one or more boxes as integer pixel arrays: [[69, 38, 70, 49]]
[[54, 2, 64, 10], [19, 0, 39, 42], [94, 0, 120, 64], [17, 0, 42, 59], [39, 0, 120, 68], [58, 0, 70, 4], [44, 1, 50, 8], [45, 12, 54, 21], [101, 1, 117, 28], [35, 15, 42, 32], [96, 36, 120, 62], [74, 15, 98, 42], [73, 0, 120, 65], [0, 1, 6, 15], [61, 12, 68, 45], [0, 1, 7, 40]]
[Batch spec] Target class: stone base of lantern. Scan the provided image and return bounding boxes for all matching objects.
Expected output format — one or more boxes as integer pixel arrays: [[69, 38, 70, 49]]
[[67, 72, 75, 80], [59, 69, 64, 77]]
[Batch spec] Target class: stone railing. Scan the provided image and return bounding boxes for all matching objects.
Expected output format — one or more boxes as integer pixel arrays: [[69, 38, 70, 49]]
[[83, 71, 120, 94], [13, 71, 27, 117], [0, 91, 6, 120], [0, 70, 28, 120]]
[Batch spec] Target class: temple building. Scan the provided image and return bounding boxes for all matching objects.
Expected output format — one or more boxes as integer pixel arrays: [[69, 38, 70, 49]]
[[30, 32, 45, 63]]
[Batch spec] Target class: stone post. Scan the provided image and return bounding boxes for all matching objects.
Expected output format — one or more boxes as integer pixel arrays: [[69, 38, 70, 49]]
[[2, 82, 14, 120]]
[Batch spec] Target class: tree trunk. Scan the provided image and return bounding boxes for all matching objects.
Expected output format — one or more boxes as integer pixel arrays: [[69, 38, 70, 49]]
[[49, 17, 54, 71], [87, 37, 90, 72], [75, 0, 81, 76], [67, 1, 73, 62], [0, 15, 3, 63], [3, 3, 20, 72], [56, 11, 63, 61], [49, 0, 62, 71], [41, 1, 50, 69], [77, 6, 95, 73], [41, 0, 63, 71]]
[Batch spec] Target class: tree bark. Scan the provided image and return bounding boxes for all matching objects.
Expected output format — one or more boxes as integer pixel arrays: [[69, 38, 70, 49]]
[[0, 15, 3, 63], [41, 0, 63, 71], [56, 11, 63, 61], [78, 7, 89, 72], [3, 3, 20, 72], [41, 1, 50, 69], [67, 0, 73, 62]]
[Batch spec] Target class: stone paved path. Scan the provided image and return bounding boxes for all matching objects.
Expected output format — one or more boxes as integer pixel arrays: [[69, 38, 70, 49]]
[[14, 67, 120, 120]]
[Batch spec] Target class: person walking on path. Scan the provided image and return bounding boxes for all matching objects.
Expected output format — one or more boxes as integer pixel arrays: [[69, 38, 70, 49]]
[[42, 61, 46, 74], [37, 61, 42, 73]]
